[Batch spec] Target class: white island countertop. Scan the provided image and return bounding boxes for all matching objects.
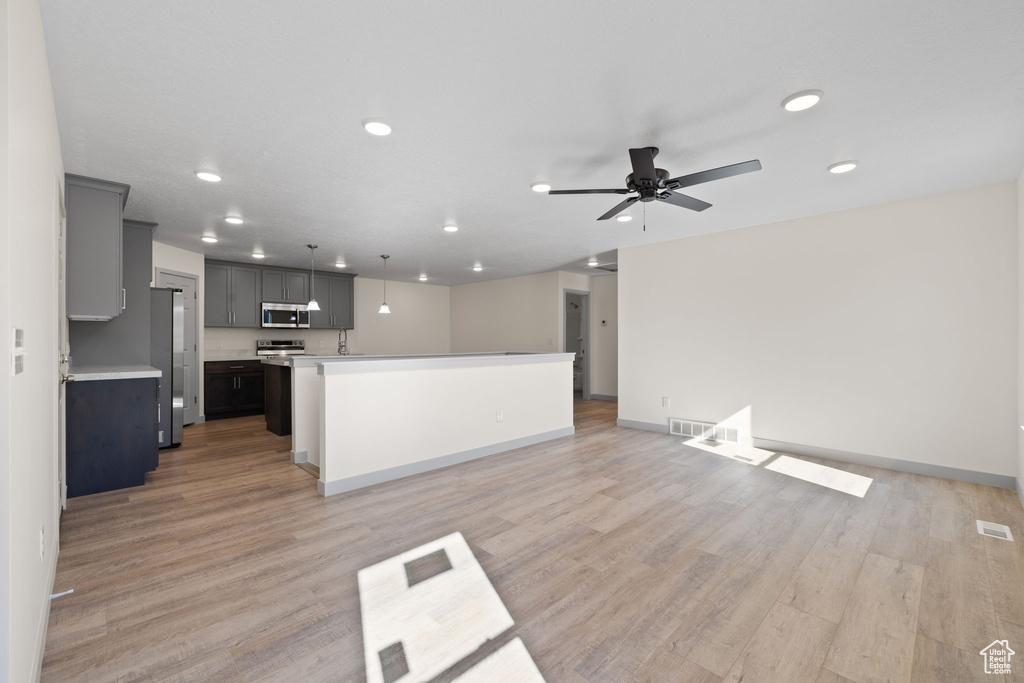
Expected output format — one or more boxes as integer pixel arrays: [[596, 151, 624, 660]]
[[260, 352, 573, 371], [69, 364, 162, 382]]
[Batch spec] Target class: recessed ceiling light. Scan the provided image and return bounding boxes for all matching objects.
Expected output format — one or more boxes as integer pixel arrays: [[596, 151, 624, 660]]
[[201, 236, 218, 243], [587, 259, 599, 267], [419, 275, 428, 281], [443, 224, 458, 233], [224, 216, 244, 225], [335, 262, 346, 268], [828, 161, 858, 174], [362, 119, 392, 136], [782, 90, 823, 112], [616, 215, 632, 222], [531, 182, 551, 193], [195, 171, 221, 182], [252, 252, 265, 259], [473, 265, 483, 272]]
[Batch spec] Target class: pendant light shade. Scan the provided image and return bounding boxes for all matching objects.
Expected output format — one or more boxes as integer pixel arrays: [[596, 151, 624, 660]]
[[379, 254, 391, 314], [306, 244, 321, 311]]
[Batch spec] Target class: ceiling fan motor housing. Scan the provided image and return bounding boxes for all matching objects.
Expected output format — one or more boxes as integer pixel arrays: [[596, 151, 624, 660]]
[[627, 168, 670, 201]]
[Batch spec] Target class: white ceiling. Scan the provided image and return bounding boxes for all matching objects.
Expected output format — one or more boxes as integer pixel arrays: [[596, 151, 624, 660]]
[[39, 1, 1024, 285]]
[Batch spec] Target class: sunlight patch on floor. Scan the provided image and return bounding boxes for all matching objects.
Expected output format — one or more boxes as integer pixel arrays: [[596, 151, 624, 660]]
[[765, 454, 872, 497]]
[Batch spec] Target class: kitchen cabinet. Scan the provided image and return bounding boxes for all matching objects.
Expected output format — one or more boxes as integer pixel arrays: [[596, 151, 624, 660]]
[[66, 376, 158, 497], [264, 363, 291, 436], [261, 268, 308, 304], [204, 360, 265, 419], [205, 262, 260, 327], [66, 174, 130, 321], [309, 273, 355, 329]]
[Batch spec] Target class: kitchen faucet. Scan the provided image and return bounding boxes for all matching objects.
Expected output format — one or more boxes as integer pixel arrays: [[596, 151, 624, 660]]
[[338, 328, 348, 355]]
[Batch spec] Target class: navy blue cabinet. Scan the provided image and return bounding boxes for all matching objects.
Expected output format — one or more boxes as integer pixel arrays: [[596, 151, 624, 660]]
[[66, 377, 158, 498]]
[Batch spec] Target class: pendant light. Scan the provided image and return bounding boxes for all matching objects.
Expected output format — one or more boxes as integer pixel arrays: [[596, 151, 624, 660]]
[[379, 254, 391, 314], [306, 244, 321, 311]]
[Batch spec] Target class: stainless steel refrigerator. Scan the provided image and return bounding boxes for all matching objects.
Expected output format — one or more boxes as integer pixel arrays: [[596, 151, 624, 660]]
[[151, 288, 184, 447]]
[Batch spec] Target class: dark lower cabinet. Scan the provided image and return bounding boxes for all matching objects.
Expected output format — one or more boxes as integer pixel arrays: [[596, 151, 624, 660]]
[[204, 361, 265, 419], [264, 363, 292, 436], [66, 377, 158, 498]]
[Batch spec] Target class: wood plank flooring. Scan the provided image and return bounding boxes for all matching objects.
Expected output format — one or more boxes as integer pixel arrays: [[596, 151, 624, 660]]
[[42, 401, 1024, 682]]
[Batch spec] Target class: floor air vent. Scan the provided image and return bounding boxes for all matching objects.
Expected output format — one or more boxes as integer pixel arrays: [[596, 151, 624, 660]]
[[669, 418, 738, 443], [976, 520, 1014, 542]]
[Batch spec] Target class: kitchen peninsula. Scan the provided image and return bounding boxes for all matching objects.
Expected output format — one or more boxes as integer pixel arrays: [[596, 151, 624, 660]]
[[261, 352, 575, 496]]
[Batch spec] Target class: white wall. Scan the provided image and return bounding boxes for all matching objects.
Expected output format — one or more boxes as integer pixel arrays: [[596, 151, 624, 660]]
[[451, 270, 618, 399], [5, 0, 65, 679], [0, 0, 11, 674], [1018, 167, 1024, 498], [620, 182, 1019, 478], [450, 271, 560, 353], [590, 274, 618, 398], [204, 277, 451, 357], [152, 241, 206, 416]]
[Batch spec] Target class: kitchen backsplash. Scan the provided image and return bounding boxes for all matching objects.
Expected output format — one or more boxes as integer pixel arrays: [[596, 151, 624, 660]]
[[204, 327, 362, 359]]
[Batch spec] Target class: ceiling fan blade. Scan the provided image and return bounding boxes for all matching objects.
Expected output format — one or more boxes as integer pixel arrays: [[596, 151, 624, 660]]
[[597, 196, 640, 221], [666, 159, 762, 190], [548, 188, 631, 195], [657, 191, 712, 212], [628, 147, 658, 183]]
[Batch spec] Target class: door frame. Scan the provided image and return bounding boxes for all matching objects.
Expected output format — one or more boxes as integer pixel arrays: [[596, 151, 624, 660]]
[[563, 288, 591, 400], [155, 267, 199, 425], [56, 178, 68, 510]]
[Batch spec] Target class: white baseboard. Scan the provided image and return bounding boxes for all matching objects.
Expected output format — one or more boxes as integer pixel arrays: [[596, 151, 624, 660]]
[[617, 418, 1017, 490], [318, 426, 575, 497]]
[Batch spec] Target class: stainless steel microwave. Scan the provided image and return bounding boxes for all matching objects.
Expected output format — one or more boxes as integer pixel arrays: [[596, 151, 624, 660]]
[[261, 302, 310, 328]]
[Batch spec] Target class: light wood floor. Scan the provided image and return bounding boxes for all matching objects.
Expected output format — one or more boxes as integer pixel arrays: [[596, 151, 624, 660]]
[[43, 401, 1024, 682]]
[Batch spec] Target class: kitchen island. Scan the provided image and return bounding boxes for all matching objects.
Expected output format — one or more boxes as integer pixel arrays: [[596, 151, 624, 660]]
[[261, 353, 575, 496]]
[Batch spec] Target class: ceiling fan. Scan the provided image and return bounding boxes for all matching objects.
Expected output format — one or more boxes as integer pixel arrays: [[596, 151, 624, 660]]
[[548, 147, 761, 221]]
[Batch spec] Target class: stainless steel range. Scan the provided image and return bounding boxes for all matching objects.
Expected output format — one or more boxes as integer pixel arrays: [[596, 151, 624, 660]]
[[256, 339, 305, 356]]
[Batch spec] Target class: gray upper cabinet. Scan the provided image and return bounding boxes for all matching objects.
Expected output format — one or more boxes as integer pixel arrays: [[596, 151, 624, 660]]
[[66, 174, 130, 321], [262, 269, 308, 304], [231, 267, 260, 326], [308, 275, 332, 329], [205, 262, 260, 327], [204, 263, 231, 326], [309, 273, 355, 329], [329, 275, 354, 329]]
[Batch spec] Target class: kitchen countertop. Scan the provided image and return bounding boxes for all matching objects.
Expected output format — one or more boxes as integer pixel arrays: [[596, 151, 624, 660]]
[[69, 364, 162, 382], [261, 352, 572, 370]]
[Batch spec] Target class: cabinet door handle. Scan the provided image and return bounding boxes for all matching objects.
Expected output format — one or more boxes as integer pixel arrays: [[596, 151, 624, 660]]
[[230, 365, 244, 369], [122, 288, 126, 310]]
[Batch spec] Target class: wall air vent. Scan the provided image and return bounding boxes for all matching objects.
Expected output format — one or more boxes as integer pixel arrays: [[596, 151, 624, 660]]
[[669, 418, 738, 443], [976, 520, 1014, 541]]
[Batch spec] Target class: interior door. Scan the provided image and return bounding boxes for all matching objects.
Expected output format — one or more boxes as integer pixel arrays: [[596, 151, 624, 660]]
[[156, 269, 199, 425], [57, 180, 69, 509]]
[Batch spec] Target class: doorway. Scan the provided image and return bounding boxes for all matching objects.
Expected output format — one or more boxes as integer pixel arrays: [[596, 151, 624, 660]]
[[564, 289, 590, 400], [155, 268, 199, 425]]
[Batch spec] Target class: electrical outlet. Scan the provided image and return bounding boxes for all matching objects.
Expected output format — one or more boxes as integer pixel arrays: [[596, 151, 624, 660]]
[[547, 337, 553, 346], [40, 527, 45, 561], [217, 342, 223, 349], [662, 397, 670, 408], [319, 341, 324, 348], [496, 410, 503, 422]]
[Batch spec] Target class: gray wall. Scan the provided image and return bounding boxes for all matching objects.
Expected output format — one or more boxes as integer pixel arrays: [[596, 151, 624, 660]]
[[69, 220, 155, 366]]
